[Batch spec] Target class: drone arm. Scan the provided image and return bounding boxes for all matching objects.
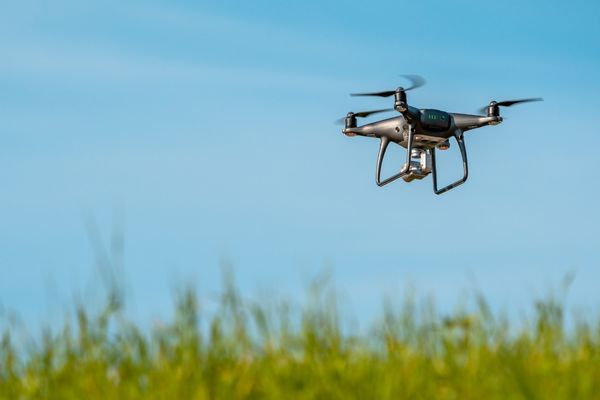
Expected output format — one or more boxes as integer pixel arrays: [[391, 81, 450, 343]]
[[375, 129, 414, 187], [452, 113, 502, 131], [431, 130, 469, 195], [395, 103, 420, 125]]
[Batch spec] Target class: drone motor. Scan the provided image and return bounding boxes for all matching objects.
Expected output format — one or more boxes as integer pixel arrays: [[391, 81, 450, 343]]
[[481, 98, 543, 118]]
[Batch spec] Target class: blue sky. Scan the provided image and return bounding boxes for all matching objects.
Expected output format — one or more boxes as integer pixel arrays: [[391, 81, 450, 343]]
[[1, 0, 599, 327]]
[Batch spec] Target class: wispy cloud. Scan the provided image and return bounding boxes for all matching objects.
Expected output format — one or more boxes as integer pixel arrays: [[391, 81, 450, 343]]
[[0, 40, 353, 92], [0, 2, 356, 92]]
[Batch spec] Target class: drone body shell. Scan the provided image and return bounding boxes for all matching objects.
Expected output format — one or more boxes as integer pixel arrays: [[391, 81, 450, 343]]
[[344, 111, 500, 150]]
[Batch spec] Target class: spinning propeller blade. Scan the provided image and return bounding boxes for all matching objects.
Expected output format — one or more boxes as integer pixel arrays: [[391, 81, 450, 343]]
[[399, 74, 426, 91], [335, 108, 394, 124], [350, 90, 396, 98], [353, 109, 394, 118], [350, 74, 426, 97], [478, 97, 543, 114]]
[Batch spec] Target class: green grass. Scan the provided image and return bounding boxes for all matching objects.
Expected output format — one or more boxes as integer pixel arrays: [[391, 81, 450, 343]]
[[1, 276, 599, 399]]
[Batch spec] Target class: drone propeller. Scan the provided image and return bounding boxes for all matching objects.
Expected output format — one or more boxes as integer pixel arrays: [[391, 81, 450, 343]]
[[350, 74, 426, 97], [478, 97, 543, 115], [335, 108, 394, 124]]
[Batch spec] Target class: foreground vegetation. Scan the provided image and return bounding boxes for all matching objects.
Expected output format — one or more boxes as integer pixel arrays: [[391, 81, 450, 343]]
[[1, 277, 599, 399]]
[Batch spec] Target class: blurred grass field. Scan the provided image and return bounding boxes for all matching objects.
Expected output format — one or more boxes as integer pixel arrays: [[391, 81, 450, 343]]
[[1, 274, 599, 400]]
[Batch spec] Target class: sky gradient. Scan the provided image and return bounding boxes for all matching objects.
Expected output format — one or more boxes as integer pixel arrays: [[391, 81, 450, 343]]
[[1, 0, 599, 327]]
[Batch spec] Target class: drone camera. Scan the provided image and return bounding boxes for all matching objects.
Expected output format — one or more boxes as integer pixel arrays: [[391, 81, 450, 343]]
[[401, 148, 432, 183]]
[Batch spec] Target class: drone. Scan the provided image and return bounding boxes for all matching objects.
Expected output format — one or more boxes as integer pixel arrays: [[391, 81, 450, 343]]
[[339, 75, 542, 194]]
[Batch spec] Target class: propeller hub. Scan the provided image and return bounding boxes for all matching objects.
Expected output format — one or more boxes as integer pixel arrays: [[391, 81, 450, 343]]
[[345, 113, 357, 129], [394, 89, 407, 110], [486, 102, 500, 117]]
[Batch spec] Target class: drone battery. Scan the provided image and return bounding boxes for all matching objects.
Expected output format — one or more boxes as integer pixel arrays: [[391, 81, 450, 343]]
[[420, 109, 451, 132]]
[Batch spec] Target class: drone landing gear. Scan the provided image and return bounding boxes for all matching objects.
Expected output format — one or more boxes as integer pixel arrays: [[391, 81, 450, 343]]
[[431, 131, 469, 195], [376, 126, 432, 186], [376, 128, 469, 195], [375, 126, 416, 186]]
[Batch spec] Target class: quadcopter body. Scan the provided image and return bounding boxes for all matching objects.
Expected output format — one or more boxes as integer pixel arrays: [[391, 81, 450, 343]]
[[340, 75, 541, 194]]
